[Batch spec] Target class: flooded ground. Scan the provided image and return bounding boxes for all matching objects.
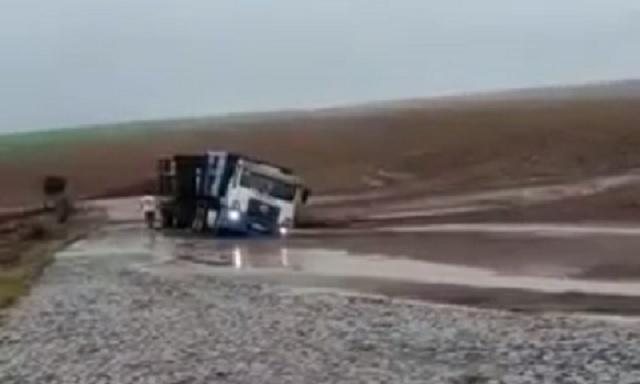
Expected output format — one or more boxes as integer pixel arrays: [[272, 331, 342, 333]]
[[65, 201, 640, 315]]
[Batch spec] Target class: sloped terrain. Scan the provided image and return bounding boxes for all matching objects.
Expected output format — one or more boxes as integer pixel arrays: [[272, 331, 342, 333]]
[[1, 81, 640, 223]]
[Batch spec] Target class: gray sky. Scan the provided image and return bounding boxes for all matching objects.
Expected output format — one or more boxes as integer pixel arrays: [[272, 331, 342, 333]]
[[1, 0, 640, 132]]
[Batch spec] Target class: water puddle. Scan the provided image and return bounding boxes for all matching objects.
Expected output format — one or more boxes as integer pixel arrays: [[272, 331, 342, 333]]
[[174, 239, 640, 297], [55, 224, 640, 299]]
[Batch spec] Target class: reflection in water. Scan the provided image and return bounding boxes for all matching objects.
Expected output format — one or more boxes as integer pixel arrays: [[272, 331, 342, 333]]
[[226, 243, 292, 270], [233, 246, 243, 269], [231, 246, 640, 297], [169, 237, 640, 297], [281, 248, 289, 268], [145, 230, 157, 250]]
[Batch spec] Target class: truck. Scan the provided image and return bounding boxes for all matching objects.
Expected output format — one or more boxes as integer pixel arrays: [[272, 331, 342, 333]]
[[157, 151, 310, 236]]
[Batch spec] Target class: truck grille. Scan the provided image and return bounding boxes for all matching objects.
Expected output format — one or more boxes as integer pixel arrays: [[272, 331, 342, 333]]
[[247, 199, 280, 228]]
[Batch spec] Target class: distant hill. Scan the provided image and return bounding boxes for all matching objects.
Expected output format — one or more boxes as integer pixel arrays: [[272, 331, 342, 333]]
[[342, 79, 640, 111]]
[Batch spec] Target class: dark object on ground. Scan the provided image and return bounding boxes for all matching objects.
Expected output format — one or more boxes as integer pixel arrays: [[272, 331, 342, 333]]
[[41, 176, 73, 223], [43, 176, 67, 196], [55, 197, 72, 224], [43, 176, 71, 219], [20, 222, 48, 241]]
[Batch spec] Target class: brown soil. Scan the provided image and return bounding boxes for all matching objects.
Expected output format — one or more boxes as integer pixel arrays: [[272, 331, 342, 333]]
[[327, 183, 640, 227], [2, 81, 640, 220]]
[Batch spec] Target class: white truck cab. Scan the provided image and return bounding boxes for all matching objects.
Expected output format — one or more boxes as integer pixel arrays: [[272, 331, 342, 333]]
[[217, 158, 306, 235], [158, 151, 309, 236]]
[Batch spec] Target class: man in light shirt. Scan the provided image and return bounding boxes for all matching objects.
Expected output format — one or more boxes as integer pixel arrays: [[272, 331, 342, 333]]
[[140, 195, 156, 229]]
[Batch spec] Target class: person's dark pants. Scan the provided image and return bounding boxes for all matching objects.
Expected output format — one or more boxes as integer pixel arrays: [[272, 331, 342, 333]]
[[145, 211, 155, 229]]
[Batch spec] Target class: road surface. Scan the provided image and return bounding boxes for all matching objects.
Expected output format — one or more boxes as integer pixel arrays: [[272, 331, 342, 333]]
[[2, 198, 640, 383]]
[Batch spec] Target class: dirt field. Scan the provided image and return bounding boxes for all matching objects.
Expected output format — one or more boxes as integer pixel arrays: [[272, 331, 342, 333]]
[[2, 81, 640, 218]]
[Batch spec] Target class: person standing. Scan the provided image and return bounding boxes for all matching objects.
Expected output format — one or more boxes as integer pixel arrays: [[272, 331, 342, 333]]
[[140, 195, 157, 229]]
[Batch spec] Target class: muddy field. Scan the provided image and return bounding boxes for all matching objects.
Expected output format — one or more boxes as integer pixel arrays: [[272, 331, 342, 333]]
[[2, 81, 640, 215]]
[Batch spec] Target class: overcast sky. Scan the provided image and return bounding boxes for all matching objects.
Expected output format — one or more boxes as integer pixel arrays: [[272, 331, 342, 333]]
[[1, 0, 640, 132]]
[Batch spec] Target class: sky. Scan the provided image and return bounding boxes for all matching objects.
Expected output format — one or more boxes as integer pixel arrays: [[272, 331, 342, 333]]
[[1, 0, 640, 132]]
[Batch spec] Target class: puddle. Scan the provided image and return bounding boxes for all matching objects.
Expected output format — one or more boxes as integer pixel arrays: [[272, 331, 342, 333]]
[[373, 223, 640, 237], [54, 223, 640, 300], [175, 240, 640, 297], [56, 225, 173, 263]]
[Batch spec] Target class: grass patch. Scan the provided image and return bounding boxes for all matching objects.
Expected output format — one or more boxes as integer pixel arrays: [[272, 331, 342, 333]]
[[0, 222, 53, 309], [0, 257, 54, 310], [0, 273, 27, 308], [0, 121, 169, 165]]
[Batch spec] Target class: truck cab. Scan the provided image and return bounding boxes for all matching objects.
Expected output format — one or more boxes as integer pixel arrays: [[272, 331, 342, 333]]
[[218, 159, 305, 235], [158, 151, 309, 236]]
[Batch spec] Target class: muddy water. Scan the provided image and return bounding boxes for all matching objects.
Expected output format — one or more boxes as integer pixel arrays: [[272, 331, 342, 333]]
[[56, 222, 640, 315], [165, 232, 640, 297]]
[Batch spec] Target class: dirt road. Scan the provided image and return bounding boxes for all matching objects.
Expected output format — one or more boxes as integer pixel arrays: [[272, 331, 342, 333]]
[[308, 167, 640, 225]]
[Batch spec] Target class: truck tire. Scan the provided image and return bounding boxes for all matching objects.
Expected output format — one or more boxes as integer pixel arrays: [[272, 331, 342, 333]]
[[162, 212, 174, 228]]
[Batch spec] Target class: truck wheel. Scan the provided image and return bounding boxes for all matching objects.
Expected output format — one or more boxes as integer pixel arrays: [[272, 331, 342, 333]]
[[162, 211, 174, 228]]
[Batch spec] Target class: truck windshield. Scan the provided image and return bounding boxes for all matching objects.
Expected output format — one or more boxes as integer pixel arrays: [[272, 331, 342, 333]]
[[240, 170, 297, 202]]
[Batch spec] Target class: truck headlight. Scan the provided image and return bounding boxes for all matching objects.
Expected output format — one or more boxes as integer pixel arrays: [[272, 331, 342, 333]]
[[279, 227, 289, 236], [227, 209, 241, 222]]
